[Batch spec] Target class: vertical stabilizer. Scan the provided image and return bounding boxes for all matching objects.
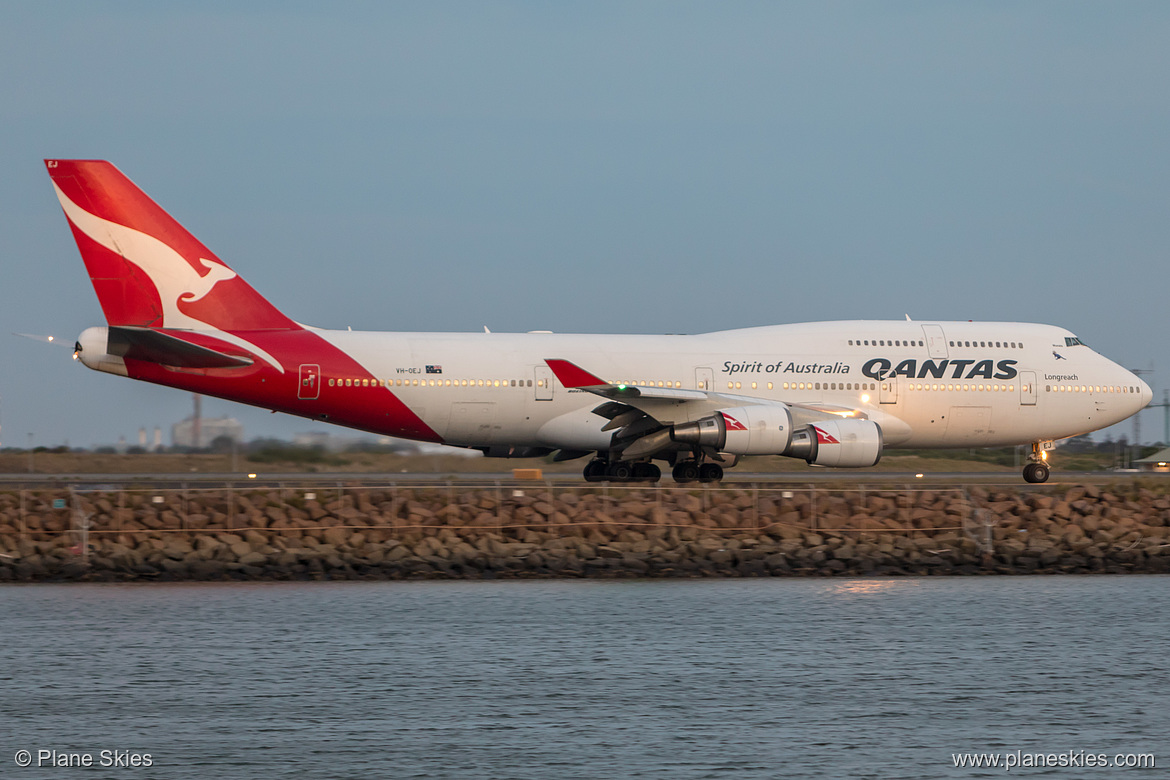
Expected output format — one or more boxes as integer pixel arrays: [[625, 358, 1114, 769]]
[[46, 159, 297, 332]]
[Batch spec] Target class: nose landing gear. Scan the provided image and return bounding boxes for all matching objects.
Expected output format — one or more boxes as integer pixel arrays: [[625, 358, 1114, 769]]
[[1022, 442, 1052, 483]]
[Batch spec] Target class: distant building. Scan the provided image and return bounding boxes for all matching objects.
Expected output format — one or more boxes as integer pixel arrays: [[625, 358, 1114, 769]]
[[1133, 448, 1170, 473], [172, 416, 243, 448]]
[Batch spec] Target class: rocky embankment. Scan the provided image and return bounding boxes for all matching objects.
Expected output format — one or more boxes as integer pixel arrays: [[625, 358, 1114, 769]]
[[1, 483, 1168, 581]]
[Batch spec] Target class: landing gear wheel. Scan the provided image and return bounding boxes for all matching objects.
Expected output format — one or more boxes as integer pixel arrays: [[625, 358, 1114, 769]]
[[633, 462, 661, 483], [1023, 463, 1050, 484], [583, 460, 607, 482], [672, 461, 700, 483], [607, 462, 634, 481], [698, 463, 723, 483]]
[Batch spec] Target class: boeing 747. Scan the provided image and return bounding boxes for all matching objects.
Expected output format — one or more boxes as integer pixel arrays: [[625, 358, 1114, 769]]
[[46, 160, 1151, 483]]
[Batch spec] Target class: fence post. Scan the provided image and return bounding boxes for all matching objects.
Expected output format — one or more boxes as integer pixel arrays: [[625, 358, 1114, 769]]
[[753, 483, 759, 530], [70, 486, 91, 566], [495, 481, 503, 532], [809, 484, 817, 531]]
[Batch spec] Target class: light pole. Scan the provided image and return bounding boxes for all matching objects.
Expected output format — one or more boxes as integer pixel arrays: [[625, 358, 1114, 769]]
[[27, 432, 33, 473]]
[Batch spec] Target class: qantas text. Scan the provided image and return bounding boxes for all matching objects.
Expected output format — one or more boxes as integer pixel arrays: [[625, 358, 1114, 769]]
[[863, 358, 1018, 381], [721, 358, 1019, 381]]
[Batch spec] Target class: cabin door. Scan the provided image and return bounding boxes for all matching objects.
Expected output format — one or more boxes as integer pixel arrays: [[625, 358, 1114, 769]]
[[1019, 371, 1037, 406], [879, 375, 898, 404], [298, 364, 320, 400], [921, 324, 949, 359], [534, 366, 554, 400]]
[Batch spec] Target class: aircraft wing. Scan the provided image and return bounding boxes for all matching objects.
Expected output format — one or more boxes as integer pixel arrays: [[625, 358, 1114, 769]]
[[545, 358, 867, 459], [545, 358, 862, 417]]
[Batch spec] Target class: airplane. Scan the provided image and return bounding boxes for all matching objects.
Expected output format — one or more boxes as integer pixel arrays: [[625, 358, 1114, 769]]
[[46, 159, 1152, 484]]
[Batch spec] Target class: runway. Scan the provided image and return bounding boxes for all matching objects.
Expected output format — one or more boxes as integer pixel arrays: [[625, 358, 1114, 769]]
[[0, 469, 1162, 490]]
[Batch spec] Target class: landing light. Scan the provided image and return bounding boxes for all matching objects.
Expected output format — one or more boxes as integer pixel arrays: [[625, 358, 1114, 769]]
[[248, 473, 257, 479], [860, 394, 871, 403], [915, 473, 924, 478], [1040, 451, 1048, 462]]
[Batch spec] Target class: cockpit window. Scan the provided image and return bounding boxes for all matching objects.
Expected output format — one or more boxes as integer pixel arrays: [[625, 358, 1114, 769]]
[[1064, 337, 1087, 347]]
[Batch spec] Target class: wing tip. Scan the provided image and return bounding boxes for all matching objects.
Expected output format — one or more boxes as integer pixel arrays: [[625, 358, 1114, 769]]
[[544, 358, 607, 389]]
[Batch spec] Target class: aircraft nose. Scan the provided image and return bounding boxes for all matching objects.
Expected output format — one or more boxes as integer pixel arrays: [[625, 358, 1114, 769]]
[[1139, 377, 1153, 409]]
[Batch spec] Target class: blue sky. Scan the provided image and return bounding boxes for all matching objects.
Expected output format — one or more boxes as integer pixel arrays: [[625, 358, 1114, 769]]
[[2, 2, 1168, 448]]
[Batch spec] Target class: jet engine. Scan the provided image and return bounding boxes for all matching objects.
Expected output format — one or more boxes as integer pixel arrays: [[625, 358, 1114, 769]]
[[784, 418, 883, 468], [670, 406, 794, 455], [671, 408, 882, 467]]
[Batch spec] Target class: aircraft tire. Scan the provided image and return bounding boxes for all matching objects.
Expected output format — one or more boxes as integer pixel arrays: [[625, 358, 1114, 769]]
[[583, 460, 607, 482], [698, 463, 723, 483], [672, 461, 700, 483], [633, 462, 661, 482], [1023, 463, 1050, 484], [607, 462, 634, 481]]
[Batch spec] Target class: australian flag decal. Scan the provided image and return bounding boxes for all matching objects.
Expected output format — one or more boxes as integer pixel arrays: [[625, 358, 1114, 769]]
[[426, 365, 443, 374]]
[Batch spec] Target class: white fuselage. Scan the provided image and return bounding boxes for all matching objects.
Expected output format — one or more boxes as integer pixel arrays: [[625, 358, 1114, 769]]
[[311, 320, 1151, 452]]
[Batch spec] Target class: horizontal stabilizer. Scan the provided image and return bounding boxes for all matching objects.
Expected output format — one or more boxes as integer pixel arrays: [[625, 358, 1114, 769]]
[[107, 326, 254, 369]]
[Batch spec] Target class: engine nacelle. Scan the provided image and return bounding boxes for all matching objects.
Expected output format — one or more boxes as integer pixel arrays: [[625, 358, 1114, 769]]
[[671, 406, 794, 456], [785, 419, 883, 468]]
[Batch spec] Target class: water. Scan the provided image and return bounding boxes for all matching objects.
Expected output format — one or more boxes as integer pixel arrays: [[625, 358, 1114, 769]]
[[2, 577, 1167, 779]]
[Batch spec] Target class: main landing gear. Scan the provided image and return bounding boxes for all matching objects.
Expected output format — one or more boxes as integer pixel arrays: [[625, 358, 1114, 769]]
[[1022, 442, 1051, 484], [583, 459, 661, 483], [671, 460, 723, 484], [582, 457, 724, 484]]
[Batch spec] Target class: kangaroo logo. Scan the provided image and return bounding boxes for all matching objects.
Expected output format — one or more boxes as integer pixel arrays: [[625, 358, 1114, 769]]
[[53, 183, 283, 371]]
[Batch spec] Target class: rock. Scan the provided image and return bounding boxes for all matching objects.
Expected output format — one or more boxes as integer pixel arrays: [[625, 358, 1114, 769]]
[[322, 527, 350, 547], [238, 551, 268, 567]]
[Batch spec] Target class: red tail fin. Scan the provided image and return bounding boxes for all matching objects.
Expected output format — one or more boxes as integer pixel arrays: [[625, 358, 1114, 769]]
[[46, 159, 297, 331]]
